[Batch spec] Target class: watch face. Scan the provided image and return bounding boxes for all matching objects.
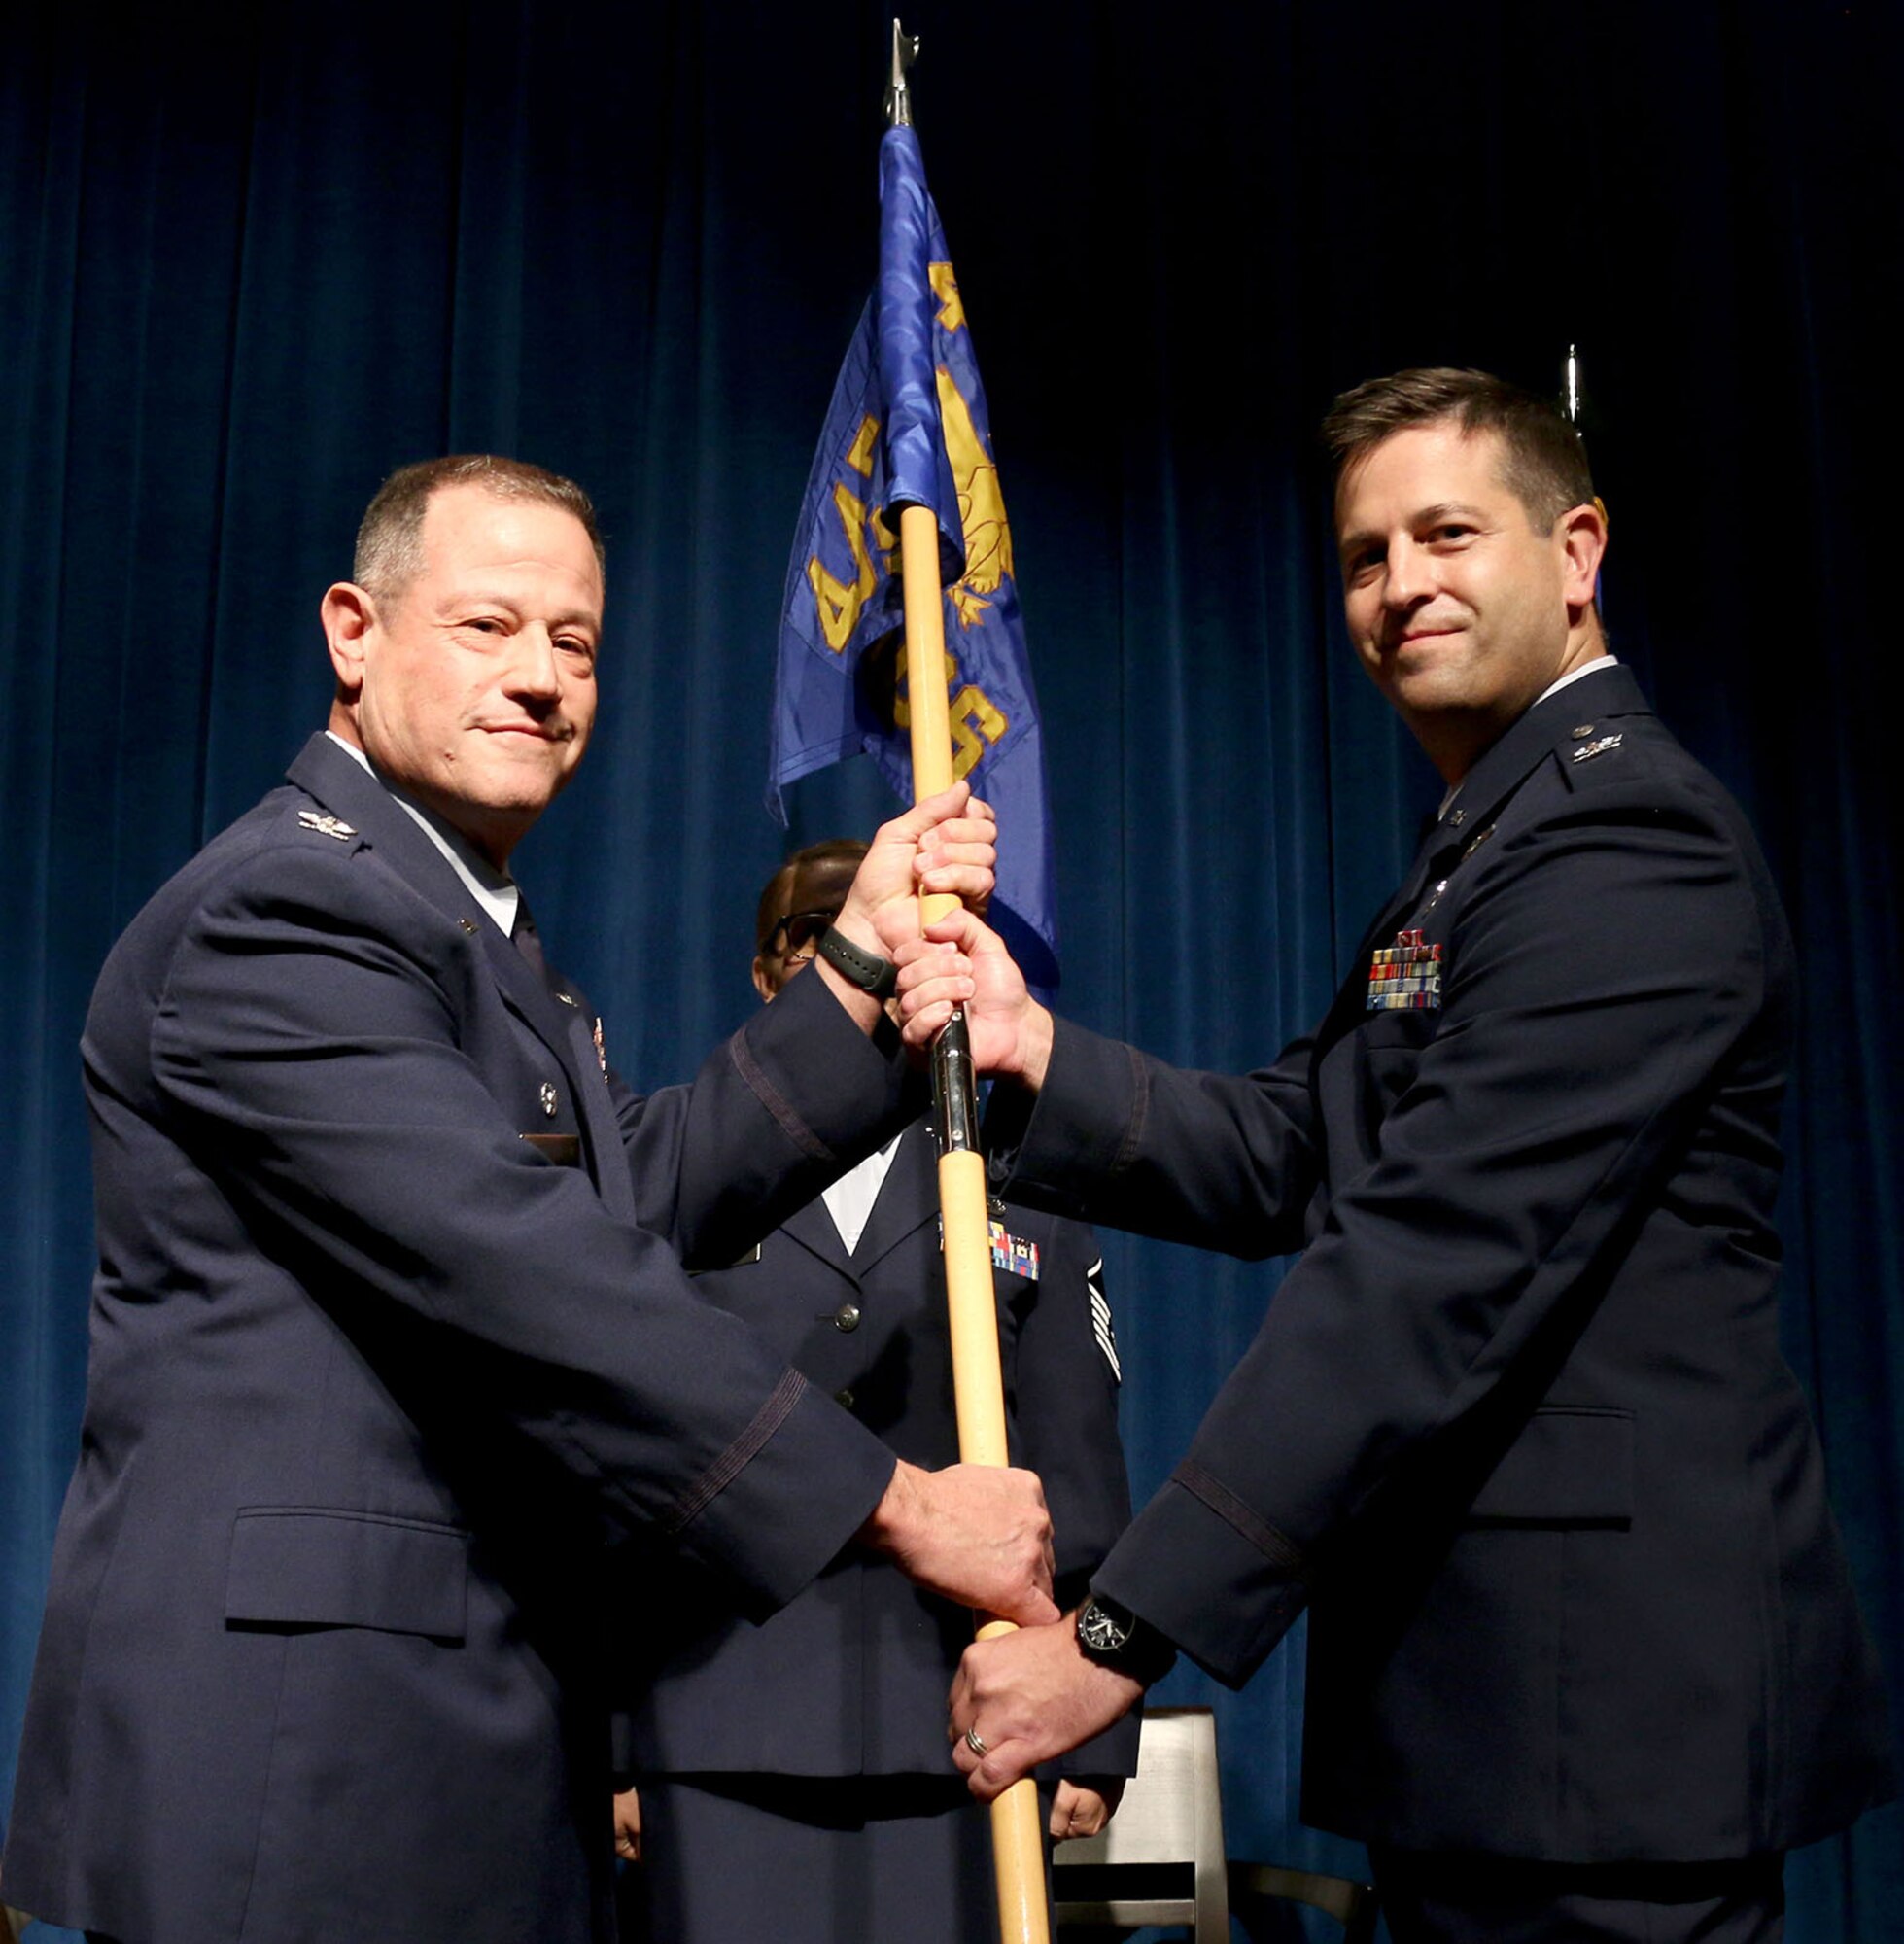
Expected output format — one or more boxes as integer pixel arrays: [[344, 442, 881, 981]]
[[1078, 1600, 1131, 1656]]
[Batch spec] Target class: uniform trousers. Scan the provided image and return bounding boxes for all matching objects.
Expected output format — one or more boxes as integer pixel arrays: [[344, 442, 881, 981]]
[[620, 1774, 1022, 1944], [1372, 1850, 1785, 1944]]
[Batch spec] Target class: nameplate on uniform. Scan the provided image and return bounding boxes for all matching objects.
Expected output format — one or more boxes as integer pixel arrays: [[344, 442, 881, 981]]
[[1367, 928, 1443, 1011], [518, 1133, 581, 1166], [987, 1220, 1040, 1280]]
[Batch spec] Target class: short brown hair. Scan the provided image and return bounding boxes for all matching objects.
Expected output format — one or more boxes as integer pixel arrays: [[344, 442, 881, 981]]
[[754, 839, 867, 954], [1322, 367, 1594, 533], [353, 455, 606, 600]]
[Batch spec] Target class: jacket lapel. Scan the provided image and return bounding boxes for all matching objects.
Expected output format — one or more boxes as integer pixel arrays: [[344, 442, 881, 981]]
[[852, 1123, 940, 1274], [284, 735, 612, 1196], [1314, 817, 1463, 1053], [779, 1193, 859, 1280], [471, 921, 636, 1220], [1311, 666, 1655, 1055]]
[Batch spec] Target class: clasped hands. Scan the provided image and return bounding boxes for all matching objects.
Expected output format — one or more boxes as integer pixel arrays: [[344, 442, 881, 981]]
[[870, 830, 1055, 1091], [827, 776, 1050, 1082], [812, 781, 999, 1031]]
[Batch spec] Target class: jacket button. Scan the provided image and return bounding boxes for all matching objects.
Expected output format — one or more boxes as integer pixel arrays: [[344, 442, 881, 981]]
[[834, 1387, 855, 1410], [833, 1302, 862, 1333]]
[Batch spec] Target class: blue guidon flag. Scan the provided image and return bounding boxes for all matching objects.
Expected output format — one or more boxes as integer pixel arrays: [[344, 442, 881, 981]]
[[768, 123, 1059, 994]]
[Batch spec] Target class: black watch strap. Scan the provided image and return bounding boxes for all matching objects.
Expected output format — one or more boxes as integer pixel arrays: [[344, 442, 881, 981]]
[[816, 924, 898, 1000], [1076, 1595, 1178, 1686]]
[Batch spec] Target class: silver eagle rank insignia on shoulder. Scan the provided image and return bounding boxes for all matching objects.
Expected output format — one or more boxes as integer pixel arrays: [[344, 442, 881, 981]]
[[296, 810, 357, 841]]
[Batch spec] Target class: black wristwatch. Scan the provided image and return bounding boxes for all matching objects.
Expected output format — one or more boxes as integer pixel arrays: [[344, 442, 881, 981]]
[[1075, 1594, 1178, 1685], [815, 925, 898, 1001]]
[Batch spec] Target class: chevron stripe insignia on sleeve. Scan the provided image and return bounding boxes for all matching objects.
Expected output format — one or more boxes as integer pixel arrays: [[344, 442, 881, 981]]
[[1087, 1259, 1121, 1381]]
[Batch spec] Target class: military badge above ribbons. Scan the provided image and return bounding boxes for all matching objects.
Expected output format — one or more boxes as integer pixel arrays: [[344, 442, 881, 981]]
[[766, 121, 1059, 995]]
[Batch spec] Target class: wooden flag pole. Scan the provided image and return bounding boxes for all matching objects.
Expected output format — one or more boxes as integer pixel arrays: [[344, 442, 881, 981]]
[[900, 501, 1052, 1944]]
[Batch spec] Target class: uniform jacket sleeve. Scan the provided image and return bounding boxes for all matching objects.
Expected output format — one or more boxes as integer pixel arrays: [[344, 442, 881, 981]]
[[1004, 738, 1776, 1686], [607, 966, 919, 1269], [148, 837, 901, 1613]]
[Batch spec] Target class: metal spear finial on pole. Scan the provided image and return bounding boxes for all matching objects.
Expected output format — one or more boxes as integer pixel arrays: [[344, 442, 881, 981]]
[[885, 18, 919, 128], [1563, 343, 1611, 580]]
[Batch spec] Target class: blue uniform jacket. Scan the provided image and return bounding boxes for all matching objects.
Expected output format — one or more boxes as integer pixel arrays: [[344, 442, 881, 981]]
[[3, 734, 912, 1943], [989, 665, 1893, 1863], [622, 1123, 1139, 1780]]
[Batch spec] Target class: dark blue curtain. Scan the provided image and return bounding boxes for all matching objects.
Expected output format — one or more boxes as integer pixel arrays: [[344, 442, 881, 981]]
[[4, 3, 1899, 1937]]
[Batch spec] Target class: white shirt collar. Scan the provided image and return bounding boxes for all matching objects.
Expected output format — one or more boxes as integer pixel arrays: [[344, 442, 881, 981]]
[[821, 1136, 905, 1255], [324, 731, 521, 936], [1532, 654, 1618, 707]]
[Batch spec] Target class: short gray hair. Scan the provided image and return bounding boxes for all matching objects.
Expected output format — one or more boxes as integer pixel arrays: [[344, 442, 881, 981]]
[[353, 455, 605, 600]]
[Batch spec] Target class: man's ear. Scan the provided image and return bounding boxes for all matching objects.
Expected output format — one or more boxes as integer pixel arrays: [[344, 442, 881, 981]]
[[751, 956, 778, 1005], [320, 581, 377, 696], [1557, 501, 1608, 612]]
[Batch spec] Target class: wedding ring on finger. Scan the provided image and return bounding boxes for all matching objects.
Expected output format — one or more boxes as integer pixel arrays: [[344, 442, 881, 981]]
[[964, 1725, 990, 1758]]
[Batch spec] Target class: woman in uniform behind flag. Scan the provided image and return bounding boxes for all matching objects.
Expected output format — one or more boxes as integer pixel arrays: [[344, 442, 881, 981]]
[[613, 839, 1137, 1944]]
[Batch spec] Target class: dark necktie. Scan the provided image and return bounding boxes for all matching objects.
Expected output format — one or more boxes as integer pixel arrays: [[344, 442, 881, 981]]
[[511, 899, 549, 985]]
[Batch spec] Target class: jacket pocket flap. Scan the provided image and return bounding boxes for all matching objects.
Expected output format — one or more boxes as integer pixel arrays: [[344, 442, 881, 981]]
[[1467, 1407, 1634, 1525], [225, 1508, 468, 1639]]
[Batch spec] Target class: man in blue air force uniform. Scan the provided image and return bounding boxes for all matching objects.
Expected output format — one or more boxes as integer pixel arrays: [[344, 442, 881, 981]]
[[0, 455, 1057, 1944], [900, 372, 1894, 1943], [614, 839, 1138, 1943]]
